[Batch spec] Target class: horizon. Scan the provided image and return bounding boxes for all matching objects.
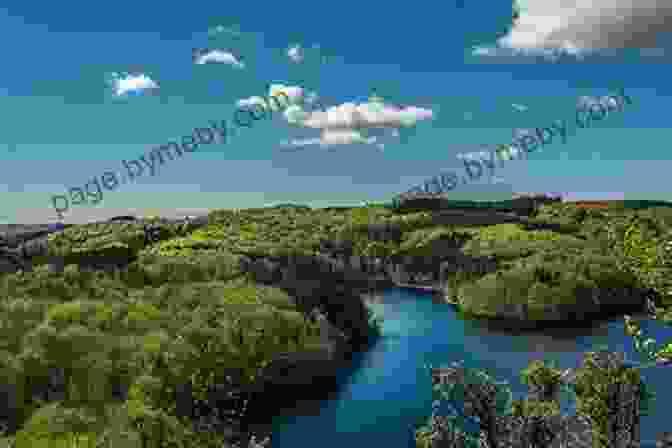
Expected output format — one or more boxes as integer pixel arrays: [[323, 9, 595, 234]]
[[0, 1, 669, 224]]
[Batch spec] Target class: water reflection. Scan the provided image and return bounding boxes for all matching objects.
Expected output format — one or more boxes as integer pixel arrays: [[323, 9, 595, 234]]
[[271, 289, 672, 447]]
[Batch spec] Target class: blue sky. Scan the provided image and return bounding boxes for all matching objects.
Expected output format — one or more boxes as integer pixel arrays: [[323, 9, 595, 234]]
[[1, 0, 671, 223]]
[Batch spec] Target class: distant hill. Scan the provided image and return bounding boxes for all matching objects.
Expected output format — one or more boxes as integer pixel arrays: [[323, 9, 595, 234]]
[[569, 200, 672, 210], [269, 203, 312, 210], [390, 194, 560, 215]]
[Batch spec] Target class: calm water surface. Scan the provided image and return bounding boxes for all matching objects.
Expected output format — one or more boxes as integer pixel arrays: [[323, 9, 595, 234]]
[[270, 288, 672, 447]]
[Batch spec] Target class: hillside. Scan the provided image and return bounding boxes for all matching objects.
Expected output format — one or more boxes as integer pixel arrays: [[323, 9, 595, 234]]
[[0, 200, 671, 447]]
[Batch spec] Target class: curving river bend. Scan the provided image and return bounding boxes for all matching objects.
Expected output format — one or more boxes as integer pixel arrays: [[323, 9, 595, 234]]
[[269, 288, 672, 447]]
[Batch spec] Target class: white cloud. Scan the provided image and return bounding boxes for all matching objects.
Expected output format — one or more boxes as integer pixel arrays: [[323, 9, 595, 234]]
[[512, 103, 528, 112], [287, 44, 304, 63], [194, 49, 245, 68], [280, 129, 379, 151], [474, 0, 672, 59], [108, 72, 159, 97], [279, 96, 433, 151], [293, 100, 434, 130], [235, 86, 433, 152]]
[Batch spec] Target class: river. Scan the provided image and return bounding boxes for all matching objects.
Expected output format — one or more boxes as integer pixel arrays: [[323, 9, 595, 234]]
[[269, 287, 672, 447]]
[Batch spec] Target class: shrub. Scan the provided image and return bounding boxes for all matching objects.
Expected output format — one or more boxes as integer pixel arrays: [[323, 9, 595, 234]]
[[12, 403, 102, 448], [458, 253, 638, 319], [520, 360, 564, 401]]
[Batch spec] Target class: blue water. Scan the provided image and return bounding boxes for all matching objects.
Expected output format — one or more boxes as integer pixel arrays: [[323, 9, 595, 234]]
[[270, 288, 672, 447]]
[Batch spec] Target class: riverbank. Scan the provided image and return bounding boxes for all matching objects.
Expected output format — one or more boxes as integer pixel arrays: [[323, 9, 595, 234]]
[[394, 283, 445, 294], [1, 199, 671, 447]]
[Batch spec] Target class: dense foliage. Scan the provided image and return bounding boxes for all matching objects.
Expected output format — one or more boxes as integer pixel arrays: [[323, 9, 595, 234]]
[[1, 200, 672, 447]]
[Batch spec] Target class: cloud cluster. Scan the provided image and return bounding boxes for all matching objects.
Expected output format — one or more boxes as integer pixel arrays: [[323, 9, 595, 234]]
[[279, 96, 434, 150], [193, 49, 245, 68], [474, 0, 672, 60], [235, 85, 433, 151], [296, 102, 433, 129], [107, 72, 159, 97]]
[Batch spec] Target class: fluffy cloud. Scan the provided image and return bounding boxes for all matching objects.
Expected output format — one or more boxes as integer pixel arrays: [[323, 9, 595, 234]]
[[287, 44, 304, 63], [236, 85, 433, 151], [279, 97, 433, 150], [474, 0, 672, 59], [107, 72, 159, 97], [512, 103, 528, 112], [193, 49, 245, 68], [288, 100, 433, 129]]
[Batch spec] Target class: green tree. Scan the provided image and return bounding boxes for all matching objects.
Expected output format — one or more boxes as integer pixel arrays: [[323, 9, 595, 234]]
[[13, 403, 100, 448], [608, 216, 672, 369]]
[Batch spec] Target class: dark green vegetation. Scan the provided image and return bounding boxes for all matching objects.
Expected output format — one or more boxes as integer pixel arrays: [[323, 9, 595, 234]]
[[388, 198, 672, 326], [0, 198, 671, 447], [0, 210, 388, 448], [418, 350, 657, 448], [404, 198, 672, 447]]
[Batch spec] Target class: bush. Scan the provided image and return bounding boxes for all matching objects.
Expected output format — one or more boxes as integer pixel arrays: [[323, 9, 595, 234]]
[[463, 234, 588, 262], [12, 403, 102, 448], [458, 253, 639, 319]]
